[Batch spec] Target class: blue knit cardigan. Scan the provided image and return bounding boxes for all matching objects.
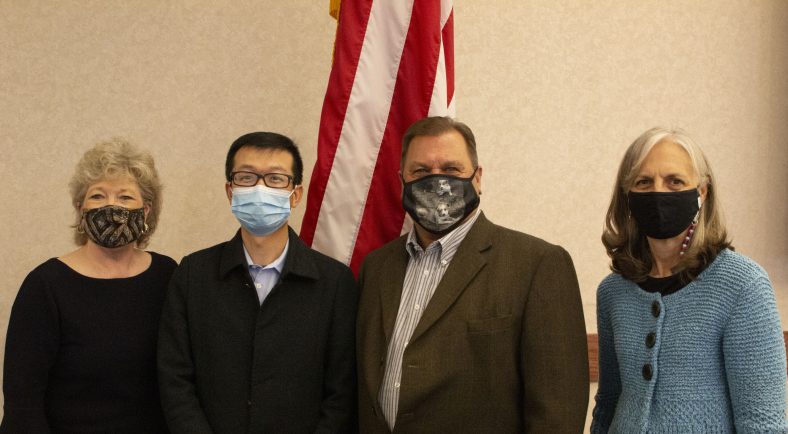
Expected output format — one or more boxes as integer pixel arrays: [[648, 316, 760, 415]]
[[591, 249, 788, 433]]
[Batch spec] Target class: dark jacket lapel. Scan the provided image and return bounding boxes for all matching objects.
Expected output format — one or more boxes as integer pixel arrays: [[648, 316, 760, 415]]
[[409, 213, 493, 343], [378, 236, 409, 344]]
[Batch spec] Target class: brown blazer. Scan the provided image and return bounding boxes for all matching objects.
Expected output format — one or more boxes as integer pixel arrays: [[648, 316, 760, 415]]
[[357, 213, 589, 433]]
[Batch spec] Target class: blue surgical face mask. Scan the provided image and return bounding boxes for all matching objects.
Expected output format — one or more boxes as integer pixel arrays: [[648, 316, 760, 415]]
[[231, 185, 293, 236]]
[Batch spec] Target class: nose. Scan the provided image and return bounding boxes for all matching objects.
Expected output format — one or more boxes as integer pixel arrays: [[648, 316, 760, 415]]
[[653, 179, 671, 192]]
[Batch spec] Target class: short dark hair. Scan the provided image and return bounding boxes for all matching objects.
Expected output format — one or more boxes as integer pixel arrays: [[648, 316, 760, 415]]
[[401, 116, 478, 169], [225, 132, 304, 186]]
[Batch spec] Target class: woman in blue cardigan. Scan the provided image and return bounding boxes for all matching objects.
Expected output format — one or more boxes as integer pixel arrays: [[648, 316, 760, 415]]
[[591, 127, 787, 433]]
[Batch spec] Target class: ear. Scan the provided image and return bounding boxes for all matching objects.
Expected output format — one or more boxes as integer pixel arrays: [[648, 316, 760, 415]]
[[290, 185, 304, 209], [225, 182, 233, 203], [698, 180, 709, 207], [143, 202, 151, 219], [472, 166, 483, 195]]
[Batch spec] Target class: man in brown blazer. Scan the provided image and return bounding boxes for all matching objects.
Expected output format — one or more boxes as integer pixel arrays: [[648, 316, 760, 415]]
[[357, 116, 589, 433]]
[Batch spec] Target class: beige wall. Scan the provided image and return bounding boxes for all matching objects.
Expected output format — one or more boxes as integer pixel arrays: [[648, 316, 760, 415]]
[[1, 0, 786, 420]]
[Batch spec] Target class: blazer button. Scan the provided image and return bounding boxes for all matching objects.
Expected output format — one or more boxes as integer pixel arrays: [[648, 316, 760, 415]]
[[645, 332, 656, 348], [651, 300, 661, 318], [642, 363, 653, 381]]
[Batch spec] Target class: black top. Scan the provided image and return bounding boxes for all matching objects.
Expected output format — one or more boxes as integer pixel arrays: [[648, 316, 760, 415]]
[[1, 252, 177, 434], [638, 273, 685, 296]]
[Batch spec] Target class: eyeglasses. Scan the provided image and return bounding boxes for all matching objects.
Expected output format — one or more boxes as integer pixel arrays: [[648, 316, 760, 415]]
[[230, 171, 294, 189]]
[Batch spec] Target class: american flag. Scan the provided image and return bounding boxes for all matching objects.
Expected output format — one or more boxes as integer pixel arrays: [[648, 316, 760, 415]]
[[301, 0, 455, 274]]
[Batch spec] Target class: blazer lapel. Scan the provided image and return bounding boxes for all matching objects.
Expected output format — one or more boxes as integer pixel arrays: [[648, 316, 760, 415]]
[[379, 238, 409, 343], [363, 237, 408, 409], [409, 213, 493, 342]]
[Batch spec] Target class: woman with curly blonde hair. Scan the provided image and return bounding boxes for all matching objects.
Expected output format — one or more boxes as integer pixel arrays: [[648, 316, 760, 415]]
[[2, 138, 175, 433]]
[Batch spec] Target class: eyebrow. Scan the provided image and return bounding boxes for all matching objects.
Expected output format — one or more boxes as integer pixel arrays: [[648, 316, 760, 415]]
[[85, 188, 138, 197], [235, 164, 289, 173], [635, 171, 687, 178], [408, 160, 467, 169]]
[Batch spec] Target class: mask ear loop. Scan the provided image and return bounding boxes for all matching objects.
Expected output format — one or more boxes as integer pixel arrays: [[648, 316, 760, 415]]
[[77, 208, 86, 234]]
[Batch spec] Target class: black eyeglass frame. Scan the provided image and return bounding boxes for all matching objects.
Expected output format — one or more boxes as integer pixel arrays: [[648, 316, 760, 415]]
[[229, 171, 295, 189]]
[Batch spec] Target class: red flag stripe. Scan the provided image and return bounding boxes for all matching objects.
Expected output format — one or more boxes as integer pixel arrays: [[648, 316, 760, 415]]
[[303, 0, 454, 275], [348, 1, 445, 273], [309, 1, 420, 263], [300, 0, 374, 246]]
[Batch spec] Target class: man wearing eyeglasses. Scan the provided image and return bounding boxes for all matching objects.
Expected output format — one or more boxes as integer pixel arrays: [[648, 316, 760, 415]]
[[158, 132, 358, 433]]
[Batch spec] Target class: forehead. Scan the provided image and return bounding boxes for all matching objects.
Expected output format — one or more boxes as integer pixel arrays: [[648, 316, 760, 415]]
[[87, 175, 140, 192], [637, 139, 696, 175], [404, 130, 471, 166], [233, 146, 294, 173]]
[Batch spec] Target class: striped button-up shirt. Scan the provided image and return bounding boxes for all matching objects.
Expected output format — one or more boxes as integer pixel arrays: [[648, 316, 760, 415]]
[[378, 209, 481, 429]]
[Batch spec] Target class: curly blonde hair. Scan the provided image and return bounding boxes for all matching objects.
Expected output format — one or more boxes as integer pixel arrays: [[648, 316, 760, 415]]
[[602, 127, 731, 283], [69, 138, 163, 248]]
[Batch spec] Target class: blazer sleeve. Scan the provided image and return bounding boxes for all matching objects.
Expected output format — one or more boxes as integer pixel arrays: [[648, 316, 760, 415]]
[[157, 257, 214, 434], [723, 271, 788, 433], [590, 282, 621, 434], [0, 271, 57, 434], [315, 266, 359, 434], [520, 245, 589, 433]]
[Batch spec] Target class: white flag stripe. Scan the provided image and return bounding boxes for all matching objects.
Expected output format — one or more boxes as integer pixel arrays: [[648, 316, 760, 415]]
[[311, 1, 416, 263], [428, 36, 448, 117], [440, 0, 452, 26], [440, 0, 457, 117]]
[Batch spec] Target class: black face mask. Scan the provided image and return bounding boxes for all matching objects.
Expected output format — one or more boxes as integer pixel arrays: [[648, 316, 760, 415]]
[[628, 189, 700, 239], [402, 171, 480, 236], [82, 205, 146, 248]]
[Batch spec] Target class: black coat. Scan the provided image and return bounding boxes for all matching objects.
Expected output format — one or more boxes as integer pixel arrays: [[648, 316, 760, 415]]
[[158, 229, 358, 433]]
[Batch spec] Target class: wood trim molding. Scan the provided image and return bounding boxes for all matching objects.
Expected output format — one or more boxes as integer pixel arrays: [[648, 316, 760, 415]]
[[588, 331, 788, 383], [588, 334, 598, 382]]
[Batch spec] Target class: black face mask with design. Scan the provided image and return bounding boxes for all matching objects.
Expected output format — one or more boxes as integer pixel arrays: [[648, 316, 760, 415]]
[[82, 205, 146, 248], [627, 189, 700, 239], [402, 170, 480, 236]]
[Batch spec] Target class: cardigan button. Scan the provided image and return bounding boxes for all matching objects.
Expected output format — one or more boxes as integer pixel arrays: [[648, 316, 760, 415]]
[[651, 300, 661, 318], [642, 363, 653, 381], [645, 332, 656, 348]]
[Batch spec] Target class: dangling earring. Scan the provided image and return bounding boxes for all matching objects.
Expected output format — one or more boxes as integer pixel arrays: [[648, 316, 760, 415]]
[[679, 213, 699, 256]]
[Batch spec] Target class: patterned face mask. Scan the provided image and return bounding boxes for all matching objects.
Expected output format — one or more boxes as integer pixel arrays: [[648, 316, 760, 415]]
[[401, 169, 480, 236], [82, 205, 146, 248]]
